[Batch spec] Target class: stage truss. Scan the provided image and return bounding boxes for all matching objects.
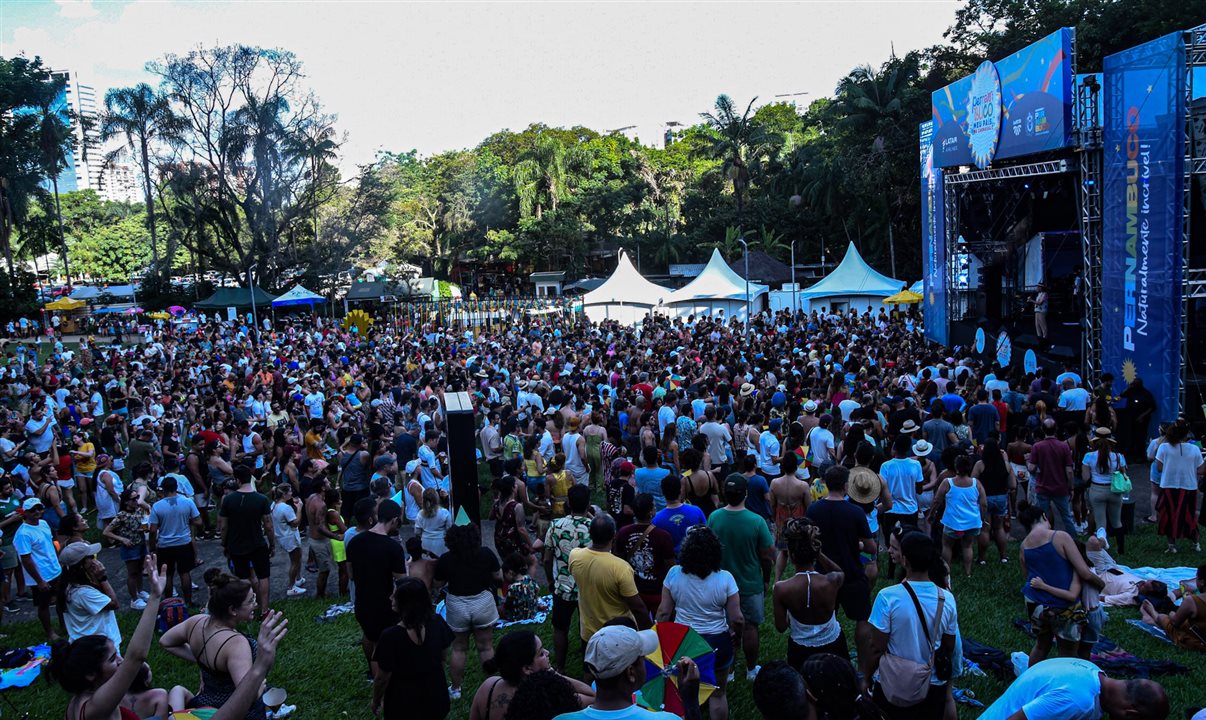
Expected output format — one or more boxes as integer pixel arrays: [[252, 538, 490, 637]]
[[1076, 74, 1103, 384], [1182, 23, 1206, 416]]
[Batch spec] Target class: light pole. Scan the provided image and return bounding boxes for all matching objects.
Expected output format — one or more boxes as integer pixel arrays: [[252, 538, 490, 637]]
[[247, 263, 258, 342], [790, 238, 798, 316], [738, 238, 750, 338]]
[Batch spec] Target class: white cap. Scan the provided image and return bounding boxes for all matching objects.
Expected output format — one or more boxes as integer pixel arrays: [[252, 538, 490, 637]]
[[583, 626, 659, 679]]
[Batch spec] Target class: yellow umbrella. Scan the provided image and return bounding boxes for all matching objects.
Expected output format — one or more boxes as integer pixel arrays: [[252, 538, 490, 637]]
[[147, 311, 171, 320], [45, 297, 85, 311], [883, 289, 924, 305]]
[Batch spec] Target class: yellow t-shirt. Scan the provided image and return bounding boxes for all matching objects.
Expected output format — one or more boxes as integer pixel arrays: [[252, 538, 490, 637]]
[[568, 547, 638, 641], [548, 471, 571, 517], [75, 442, 97, 473]]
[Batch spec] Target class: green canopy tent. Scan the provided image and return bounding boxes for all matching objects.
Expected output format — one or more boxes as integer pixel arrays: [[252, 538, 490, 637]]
[[193, 287, 277, 310]]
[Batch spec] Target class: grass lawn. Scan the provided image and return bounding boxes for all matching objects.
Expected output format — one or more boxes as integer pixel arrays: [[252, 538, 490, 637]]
[[5, 522, 1204, 719]]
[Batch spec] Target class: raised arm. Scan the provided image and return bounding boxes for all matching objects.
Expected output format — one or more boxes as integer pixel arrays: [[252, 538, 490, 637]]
[[85, 556, 166, 720]]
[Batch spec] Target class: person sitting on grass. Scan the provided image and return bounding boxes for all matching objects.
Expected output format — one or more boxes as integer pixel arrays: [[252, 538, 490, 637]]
[[469, 631, 593, 720], [1140, 562, 1206, 652], [500, 551, 541, 623]]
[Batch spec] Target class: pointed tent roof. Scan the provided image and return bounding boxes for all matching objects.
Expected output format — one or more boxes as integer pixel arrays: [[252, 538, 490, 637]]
[[584, 251, 673, 308], [271, 285, 326, 307], [667, 248, 768, 304], [798, 243, 906, 299], [910, 279, 923, 295], [193, 286, 277, 309]]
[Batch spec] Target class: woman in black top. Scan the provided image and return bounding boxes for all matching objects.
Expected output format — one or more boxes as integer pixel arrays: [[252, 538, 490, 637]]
[[372, 577, 454, 719], [972, 438, 1015, 564], [434, 524, 502, 700]]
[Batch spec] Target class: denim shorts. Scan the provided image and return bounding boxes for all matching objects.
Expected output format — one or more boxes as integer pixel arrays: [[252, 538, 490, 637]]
[[987, 494, 1009, 518], [702, 631, 734, 670], [119, 541, 147, 563], [740, 593, 765, 626]]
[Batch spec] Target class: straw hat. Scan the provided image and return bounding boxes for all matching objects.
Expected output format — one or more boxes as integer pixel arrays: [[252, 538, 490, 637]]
[[1093, 427, 1116, 443], [912, 440, 933, 457], [847, 468, 882, 504], [739, 383, 756, 398], [900, 419, 921, 434]]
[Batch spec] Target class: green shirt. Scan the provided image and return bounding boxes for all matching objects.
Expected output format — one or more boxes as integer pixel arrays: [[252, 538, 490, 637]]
[[707, 506, 773, 597], [0, 497, 20, 545]]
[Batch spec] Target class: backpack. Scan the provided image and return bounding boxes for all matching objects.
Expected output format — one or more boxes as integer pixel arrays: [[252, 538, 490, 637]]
[[157, 596, 190, 634]]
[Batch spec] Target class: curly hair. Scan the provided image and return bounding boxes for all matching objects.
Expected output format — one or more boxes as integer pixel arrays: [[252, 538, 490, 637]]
[[444, 522, 481, 558], [679, 526, 722, 579], [783, 517, 822, 567], [800, 653, 859, 720], [504, 669, 581, 720]]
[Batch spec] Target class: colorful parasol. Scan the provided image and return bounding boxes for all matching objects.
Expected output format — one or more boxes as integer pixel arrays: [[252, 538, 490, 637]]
[[147, 311, 171, 320], [636, 622, 717, 716], [883, 288, 923, 305], [168, 305, 187, 315], [45, 297, 85, 311]]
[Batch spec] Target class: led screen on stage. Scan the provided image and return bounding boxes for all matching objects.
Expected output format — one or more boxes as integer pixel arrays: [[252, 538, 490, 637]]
[[932, 28, 1074, 168]]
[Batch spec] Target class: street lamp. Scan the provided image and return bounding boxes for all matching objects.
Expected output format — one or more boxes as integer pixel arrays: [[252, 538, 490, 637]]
[[737, 238, 750, 337], [248, 263, 258, 342], [790, 238, 798, 316]]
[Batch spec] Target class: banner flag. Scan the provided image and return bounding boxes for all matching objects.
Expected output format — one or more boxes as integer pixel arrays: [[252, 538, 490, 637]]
[[1102, 32, 1186, 424], [920, 121, 948, 346]]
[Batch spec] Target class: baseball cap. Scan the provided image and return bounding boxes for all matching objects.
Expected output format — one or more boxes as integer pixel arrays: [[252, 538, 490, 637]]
[[58, 541, 102, 568], [375, 454, 397, 470], [618, 461, 636, 476], [21, 497, 44, 512], [583, 626, 659, 680], [723, 473, 748, 495]]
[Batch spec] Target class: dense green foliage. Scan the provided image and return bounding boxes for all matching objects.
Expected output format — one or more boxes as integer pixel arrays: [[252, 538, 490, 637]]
[[1, 0, 1202, 293]]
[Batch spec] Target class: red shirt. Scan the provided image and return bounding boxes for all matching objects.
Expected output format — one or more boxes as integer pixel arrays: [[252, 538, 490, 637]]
[[1030, 437, 1073, 497], [992, 401, 1009, 431]]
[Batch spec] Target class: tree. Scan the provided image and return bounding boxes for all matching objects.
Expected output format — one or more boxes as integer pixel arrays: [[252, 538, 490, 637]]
[[100, 83, 185, 275], [33, 74, 75, 286], [513, 134, 588, 220], [698, 95, 781, 218]]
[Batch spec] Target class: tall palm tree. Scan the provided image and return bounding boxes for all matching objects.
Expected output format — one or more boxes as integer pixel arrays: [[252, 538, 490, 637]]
[[698, 95, 780, 219], [284, 123, 339, 260], [101, 83, 185, 275], [513, 135, 587, 220], [35, 89, 74, 286]]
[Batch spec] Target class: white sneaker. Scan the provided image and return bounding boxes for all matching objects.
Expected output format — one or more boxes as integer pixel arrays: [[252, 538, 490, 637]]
[[129, 598, 147, 610], [746, 665, 761, 681], [137, 591, 149, 600], [1095, 527, 1109, 550], [448, 686, 462, 701], [286, 586, 306, 597], [267, 704, 297, 720], [294, 578, 307, 587]]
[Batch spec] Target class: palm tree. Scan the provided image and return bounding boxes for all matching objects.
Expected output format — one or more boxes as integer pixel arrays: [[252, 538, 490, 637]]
[[754, 226, 790, 261], [718, 225, 752, 259], [513, 135, 587, 220], [284, 123, 339, 261], [101, 83, 185, 276], [698, 95, 780, 218], [35, 87, 74, 286]]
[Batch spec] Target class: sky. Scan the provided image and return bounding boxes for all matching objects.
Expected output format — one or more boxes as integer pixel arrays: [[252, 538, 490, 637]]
[[1, 0, 961, 173]]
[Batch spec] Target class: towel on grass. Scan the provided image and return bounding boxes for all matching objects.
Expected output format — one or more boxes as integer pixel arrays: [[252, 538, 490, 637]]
[[0, 644, 50, 690], [436, 595, 551, 628]]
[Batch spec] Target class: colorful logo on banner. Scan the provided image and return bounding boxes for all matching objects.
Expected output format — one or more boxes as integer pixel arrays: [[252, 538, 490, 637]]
[[996, 331, 1012, 368], [919, 121, 948, 346], [1023, 349, 1037, 374], [932, 28, 1074, 168], [966, 61, 1003, 168], [974, 327, 986, 354], [1101, 32, 1186, 425]]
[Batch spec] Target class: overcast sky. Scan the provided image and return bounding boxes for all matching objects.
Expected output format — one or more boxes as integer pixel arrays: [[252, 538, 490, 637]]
[[2, 0, 960, 171]]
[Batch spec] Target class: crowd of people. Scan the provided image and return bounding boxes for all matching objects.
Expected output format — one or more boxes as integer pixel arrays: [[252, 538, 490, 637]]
[[0, 301, 1201, 720]]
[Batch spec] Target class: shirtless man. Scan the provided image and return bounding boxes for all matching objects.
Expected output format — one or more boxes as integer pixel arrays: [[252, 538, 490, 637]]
[[769, 453, 811, 581], [305, 475, 340, 598]]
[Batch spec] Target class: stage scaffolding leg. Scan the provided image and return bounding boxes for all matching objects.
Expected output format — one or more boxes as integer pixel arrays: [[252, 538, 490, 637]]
[[943, 176, 960, 342], [1076, 74, 1104, 383], [1182, 23, 1206, 419]]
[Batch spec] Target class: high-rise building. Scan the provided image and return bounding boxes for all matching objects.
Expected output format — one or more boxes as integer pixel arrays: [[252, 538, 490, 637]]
[[100, 146, 143, 204], [41, 70, 105, 196]]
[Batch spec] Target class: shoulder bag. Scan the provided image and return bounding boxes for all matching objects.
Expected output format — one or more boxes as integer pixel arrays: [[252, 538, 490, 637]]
[[877, 581, 948, 706]]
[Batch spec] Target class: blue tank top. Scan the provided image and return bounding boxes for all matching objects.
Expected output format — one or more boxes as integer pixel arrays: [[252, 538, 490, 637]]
[[1022, 537, 1074, 608]]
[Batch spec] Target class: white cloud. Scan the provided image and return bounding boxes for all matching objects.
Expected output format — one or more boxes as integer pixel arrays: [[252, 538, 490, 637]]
[[54, 0, 100, 19], [4, 1, 960, 174]]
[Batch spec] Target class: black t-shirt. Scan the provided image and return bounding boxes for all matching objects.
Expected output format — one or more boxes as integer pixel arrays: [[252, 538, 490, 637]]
[[219, 490, 272, 551], [434, 547, 499, 597], [373, 617, 454, 719], [805, 498, 871, 585], [347, 531, 407, 618], [394, 433, 419, 466]]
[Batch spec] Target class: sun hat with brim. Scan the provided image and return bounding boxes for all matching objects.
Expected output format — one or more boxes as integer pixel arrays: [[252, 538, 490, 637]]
[[912, 440, 933, 457], [58, 541, 102, 568], [803, 400, 819, 413], [739, 383, 756, 398], [847, 468, 882, 504], [900, 419, 920, 434], [1093, 427, 1116, 442]]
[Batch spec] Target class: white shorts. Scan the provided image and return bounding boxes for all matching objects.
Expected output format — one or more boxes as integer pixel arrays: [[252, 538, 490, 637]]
[[57, 479, 75, 489], [444, 590, 498, 633]]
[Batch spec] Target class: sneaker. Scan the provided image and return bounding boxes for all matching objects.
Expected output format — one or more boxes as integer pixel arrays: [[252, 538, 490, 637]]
[[1194, 543, 1201, 552], [191, 582, 200, 591], [448, 686, 462, 701], [1166, 544, 1178, 554], [4, 604, 18, 613], [130, 598, 147, 610], [294, 578, 307, 587], [267, 704, 297, 720], [726, 671, 735, 683], [286, 586, 306, 597], [137, 591, 149, 600], [1095, 527, 1109, 550], [746, 665, 761, 681]]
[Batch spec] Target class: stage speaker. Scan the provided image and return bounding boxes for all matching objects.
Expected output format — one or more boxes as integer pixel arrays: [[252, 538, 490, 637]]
[[983, 266, 1004, 319], [444, 391, 481, 525]]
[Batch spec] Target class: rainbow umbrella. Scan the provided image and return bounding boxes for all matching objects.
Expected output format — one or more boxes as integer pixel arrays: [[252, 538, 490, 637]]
[[637, 622, 717, 716], [168, 305, 187, 315]]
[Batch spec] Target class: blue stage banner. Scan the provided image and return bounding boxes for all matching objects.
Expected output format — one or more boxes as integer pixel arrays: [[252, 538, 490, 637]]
[[920, 121, 948, 346], [933, 28, 1074, 168], [1102, 32, 1186, 424]]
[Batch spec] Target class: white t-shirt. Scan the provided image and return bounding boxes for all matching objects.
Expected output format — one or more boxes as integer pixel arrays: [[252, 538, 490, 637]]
[[13, 521, 61, 585], [65, 585, 122, 650], [304, 391, 326, 419], [658, 405, 677, 436], [662, 565, 738, 635], [272, 501, 301, 551], [879, 458, 923, 514], [1155, 442, 1205, 490], [808, 427, 836, 463], [757, 432, 781, 475], [868, 580, 958, 685], [1057, 388, 1091, 411], [978, 657, 1103, 720]]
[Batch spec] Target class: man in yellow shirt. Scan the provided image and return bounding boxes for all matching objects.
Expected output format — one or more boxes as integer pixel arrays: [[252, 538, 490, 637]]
[[569, 514, 651, 652]]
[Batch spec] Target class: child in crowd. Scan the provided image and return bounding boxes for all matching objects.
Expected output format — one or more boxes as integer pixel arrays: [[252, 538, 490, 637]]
[[272, 483, 305, 597], [405, 536, 440, 595], [500, 551, 541, 622]]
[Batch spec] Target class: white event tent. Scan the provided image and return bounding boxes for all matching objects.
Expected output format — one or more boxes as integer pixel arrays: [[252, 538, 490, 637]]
[[665, 248, 768, 321], [582, 251, 674, 325], [798, 243, 906, 314]]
